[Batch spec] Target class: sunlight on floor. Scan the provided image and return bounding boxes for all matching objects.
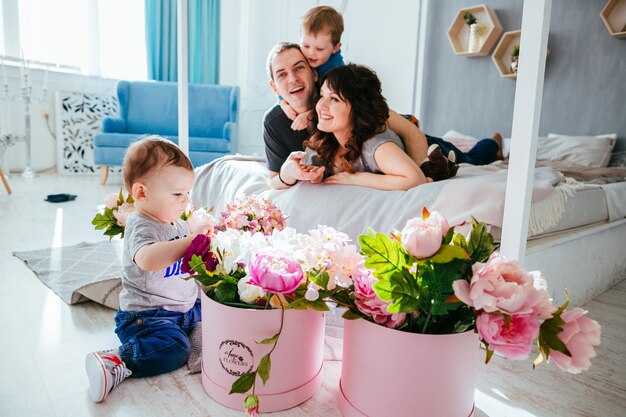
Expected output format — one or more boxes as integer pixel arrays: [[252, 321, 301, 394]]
[[475, 389, 538, 417], [52, 207, 63, 248], [38, 292, 62, 350]]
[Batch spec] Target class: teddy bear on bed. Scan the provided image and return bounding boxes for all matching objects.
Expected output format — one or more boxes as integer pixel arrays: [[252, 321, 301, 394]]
[[401, 114, 459, 182], [419, 144, 459, 182]]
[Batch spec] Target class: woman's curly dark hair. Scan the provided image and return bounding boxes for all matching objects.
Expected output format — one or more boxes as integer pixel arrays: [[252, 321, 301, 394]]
[[304, 64, 389, 173]]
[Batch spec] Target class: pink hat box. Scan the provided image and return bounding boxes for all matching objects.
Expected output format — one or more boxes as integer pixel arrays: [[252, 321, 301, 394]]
[[200, 291, 325, 412], [338, 318, 479, 417]]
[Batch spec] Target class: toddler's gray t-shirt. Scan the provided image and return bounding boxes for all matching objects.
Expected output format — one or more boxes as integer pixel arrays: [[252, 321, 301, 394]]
[[119, 212, 198, 313]]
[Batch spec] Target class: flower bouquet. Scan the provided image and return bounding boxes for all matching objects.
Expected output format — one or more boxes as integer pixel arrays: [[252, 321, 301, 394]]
[[91, 189, 135, 238], [318, 208, 601, 417], [184, 195, 364, 415], [91, 189, 215, 239]]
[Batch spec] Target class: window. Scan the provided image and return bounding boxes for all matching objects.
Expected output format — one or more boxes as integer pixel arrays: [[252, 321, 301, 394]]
[[7, 0, 146, 80]]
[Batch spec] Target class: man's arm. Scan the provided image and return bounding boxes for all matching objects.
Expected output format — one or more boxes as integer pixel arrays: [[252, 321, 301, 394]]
[[387, 110, 429, 165]]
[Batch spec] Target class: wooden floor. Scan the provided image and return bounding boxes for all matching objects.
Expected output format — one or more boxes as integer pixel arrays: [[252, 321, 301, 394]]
[[0, 172, 624, 417]]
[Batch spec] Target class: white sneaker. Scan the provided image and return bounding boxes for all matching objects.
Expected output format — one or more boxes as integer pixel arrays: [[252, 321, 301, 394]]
[[85, 349, 132, 402]]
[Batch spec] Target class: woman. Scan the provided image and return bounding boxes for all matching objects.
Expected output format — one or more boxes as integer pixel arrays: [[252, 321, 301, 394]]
[[303, 64, 428, 191]]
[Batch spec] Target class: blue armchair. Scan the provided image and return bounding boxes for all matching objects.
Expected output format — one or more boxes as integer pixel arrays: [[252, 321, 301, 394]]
[[94, 80, 239, 184]]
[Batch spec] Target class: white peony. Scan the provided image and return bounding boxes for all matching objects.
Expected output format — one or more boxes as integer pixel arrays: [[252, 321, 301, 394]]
[[237, 275, 265, 304]]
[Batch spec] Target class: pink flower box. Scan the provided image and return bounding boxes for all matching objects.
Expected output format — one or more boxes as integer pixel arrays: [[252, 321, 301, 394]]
[[200, 292, 325, 412], [339, 318, 479, 417]]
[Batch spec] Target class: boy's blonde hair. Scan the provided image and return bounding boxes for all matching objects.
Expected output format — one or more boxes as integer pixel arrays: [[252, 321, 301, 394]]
[[123, 135, 193, 192], [303, 6, 344, 46]]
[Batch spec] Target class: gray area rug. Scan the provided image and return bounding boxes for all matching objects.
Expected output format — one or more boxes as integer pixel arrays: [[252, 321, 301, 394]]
[[12, 240, 344, 362], [13, 240, 123, 310]]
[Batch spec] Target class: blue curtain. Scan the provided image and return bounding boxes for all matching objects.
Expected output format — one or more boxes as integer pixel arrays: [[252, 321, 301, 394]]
[[145, 0, 220, 84]]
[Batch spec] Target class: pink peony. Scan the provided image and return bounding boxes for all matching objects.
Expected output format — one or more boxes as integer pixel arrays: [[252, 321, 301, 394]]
[[182, 234, 218, 275], [353, 269, 406, 329], [401, 216, 443, 259], [246, 248, 304, 295], [104, 193, 120, 209], [453, 254, 554, 318], [549, 308, 601, 374], [476, 312, 539, 360], [113, 202, 135, 227]]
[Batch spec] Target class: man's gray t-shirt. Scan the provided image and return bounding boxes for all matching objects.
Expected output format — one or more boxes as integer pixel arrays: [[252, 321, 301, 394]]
[[304, 128, 405, 174], [119, 212, 198, 313]]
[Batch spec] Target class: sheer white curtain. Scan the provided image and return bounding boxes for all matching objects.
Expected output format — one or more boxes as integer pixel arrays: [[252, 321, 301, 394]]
[[15, 0, 147, 80]]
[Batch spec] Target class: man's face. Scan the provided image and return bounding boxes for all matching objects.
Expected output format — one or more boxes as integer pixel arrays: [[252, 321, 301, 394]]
[[269, 48, 317, 113]]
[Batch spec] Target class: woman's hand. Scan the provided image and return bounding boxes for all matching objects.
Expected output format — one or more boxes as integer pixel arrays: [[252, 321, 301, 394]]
[[323, 172, 362, 186]]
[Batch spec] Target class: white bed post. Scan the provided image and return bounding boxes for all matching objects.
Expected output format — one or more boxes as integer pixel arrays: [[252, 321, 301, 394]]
[[500, 0, 552, 263], [177, 0, 190, 157]]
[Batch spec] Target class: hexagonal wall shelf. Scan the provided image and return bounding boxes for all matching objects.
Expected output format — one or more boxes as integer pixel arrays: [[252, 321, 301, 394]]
[[600, 0, 626, 38], [491, 30, 550, 79], [447, 4, 503, 57]]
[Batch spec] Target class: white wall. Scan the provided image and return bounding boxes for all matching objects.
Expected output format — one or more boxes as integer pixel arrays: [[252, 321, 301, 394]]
[[220, 0, 420, 155], [1, 65, 117, 173]]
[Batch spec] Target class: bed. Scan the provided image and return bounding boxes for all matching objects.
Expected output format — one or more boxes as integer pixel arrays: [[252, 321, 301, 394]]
[[191, 145, 626, 308]]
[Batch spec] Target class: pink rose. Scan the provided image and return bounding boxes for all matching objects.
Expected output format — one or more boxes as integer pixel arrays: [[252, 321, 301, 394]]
[[549, 307, 601, 374], [246, 248, 304, 295], [113, 202, 135, 227], [401, 216, 443, 259], [103, 193, 120, 209], [476, 312, 539, 360], [453, 254, 554, 318], [353, 269, 406, 329], [426, 211, 450, 237], [186, 207, 216, 236]]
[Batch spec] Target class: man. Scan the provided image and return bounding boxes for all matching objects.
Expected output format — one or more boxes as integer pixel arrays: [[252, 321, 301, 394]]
[[263, 42, 429, 189]]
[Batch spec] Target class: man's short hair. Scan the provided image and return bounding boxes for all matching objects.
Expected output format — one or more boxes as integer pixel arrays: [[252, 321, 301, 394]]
[[266, 42, 303, 80], [302, 6, 344, 46], [123, 135, 193, 193]]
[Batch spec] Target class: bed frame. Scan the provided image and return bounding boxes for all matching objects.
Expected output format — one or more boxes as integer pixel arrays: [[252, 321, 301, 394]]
[[525, 218, 626, 307]]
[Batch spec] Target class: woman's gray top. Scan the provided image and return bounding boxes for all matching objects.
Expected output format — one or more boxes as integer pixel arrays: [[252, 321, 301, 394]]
[[304, 128, 405, 174]]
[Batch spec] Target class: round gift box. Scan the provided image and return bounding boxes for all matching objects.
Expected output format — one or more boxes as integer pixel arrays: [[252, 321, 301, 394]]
[[200, 292, 325, 412], [338, 318, 479, 417]]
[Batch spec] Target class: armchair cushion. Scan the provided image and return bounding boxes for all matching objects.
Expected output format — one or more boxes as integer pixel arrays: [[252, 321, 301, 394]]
[[93, 80, 239, 169]]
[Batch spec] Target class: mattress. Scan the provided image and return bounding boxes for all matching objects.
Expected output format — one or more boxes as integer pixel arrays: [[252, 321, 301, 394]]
[[491, 181, 626, 241]]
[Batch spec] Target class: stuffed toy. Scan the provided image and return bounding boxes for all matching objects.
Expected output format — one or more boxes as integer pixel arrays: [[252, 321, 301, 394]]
[[419, 144, 459, 182]]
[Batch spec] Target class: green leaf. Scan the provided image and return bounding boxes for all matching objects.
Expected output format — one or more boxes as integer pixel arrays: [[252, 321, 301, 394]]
[[258, 333, 279, 345], [257, 354, 271, 384], [213, 282, 238, 304], [428, 245, 469, 264], [342, 309, 365, 320], [309, 270, 330, 290], [537, 314, 572, 358], [423, 259, 468, 316], [373, 269, 421, 313], [359, 232, 406, 279], [229, 371, 256, 394], [286, 298, 329, 311], [465, 218, 495, 263]]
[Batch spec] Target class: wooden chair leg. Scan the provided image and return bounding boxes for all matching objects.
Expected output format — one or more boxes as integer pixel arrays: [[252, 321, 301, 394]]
[[0, 168, 11, 195], [99, 166, 109, 185]]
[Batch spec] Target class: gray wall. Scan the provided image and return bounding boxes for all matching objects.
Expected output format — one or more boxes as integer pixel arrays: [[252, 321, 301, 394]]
[[420, 0, 626, 151]]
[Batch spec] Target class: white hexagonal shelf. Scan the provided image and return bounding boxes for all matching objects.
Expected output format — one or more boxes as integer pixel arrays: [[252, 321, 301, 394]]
[[600, 0, 626, 38], [447, 4, 503, 57]]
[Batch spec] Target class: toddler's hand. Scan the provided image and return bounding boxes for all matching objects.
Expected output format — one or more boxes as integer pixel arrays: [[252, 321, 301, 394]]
[[290, 111, 310, 131], [280, 100, 298, 121]]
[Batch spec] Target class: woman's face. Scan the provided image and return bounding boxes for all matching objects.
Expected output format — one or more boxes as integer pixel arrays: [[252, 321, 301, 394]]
[[315, 81, 352, 142]]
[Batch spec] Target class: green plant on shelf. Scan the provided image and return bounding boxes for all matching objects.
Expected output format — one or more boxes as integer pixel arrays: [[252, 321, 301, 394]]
[[463, 12, 476, 26]]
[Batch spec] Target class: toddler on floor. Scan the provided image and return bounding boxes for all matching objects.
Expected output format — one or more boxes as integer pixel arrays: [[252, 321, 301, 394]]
[[85, 135, 210, 402]]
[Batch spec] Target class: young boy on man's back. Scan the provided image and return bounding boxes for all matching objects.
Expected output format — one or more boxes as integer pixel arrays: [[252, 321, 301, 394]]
[[281, 6, 345, 129]]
